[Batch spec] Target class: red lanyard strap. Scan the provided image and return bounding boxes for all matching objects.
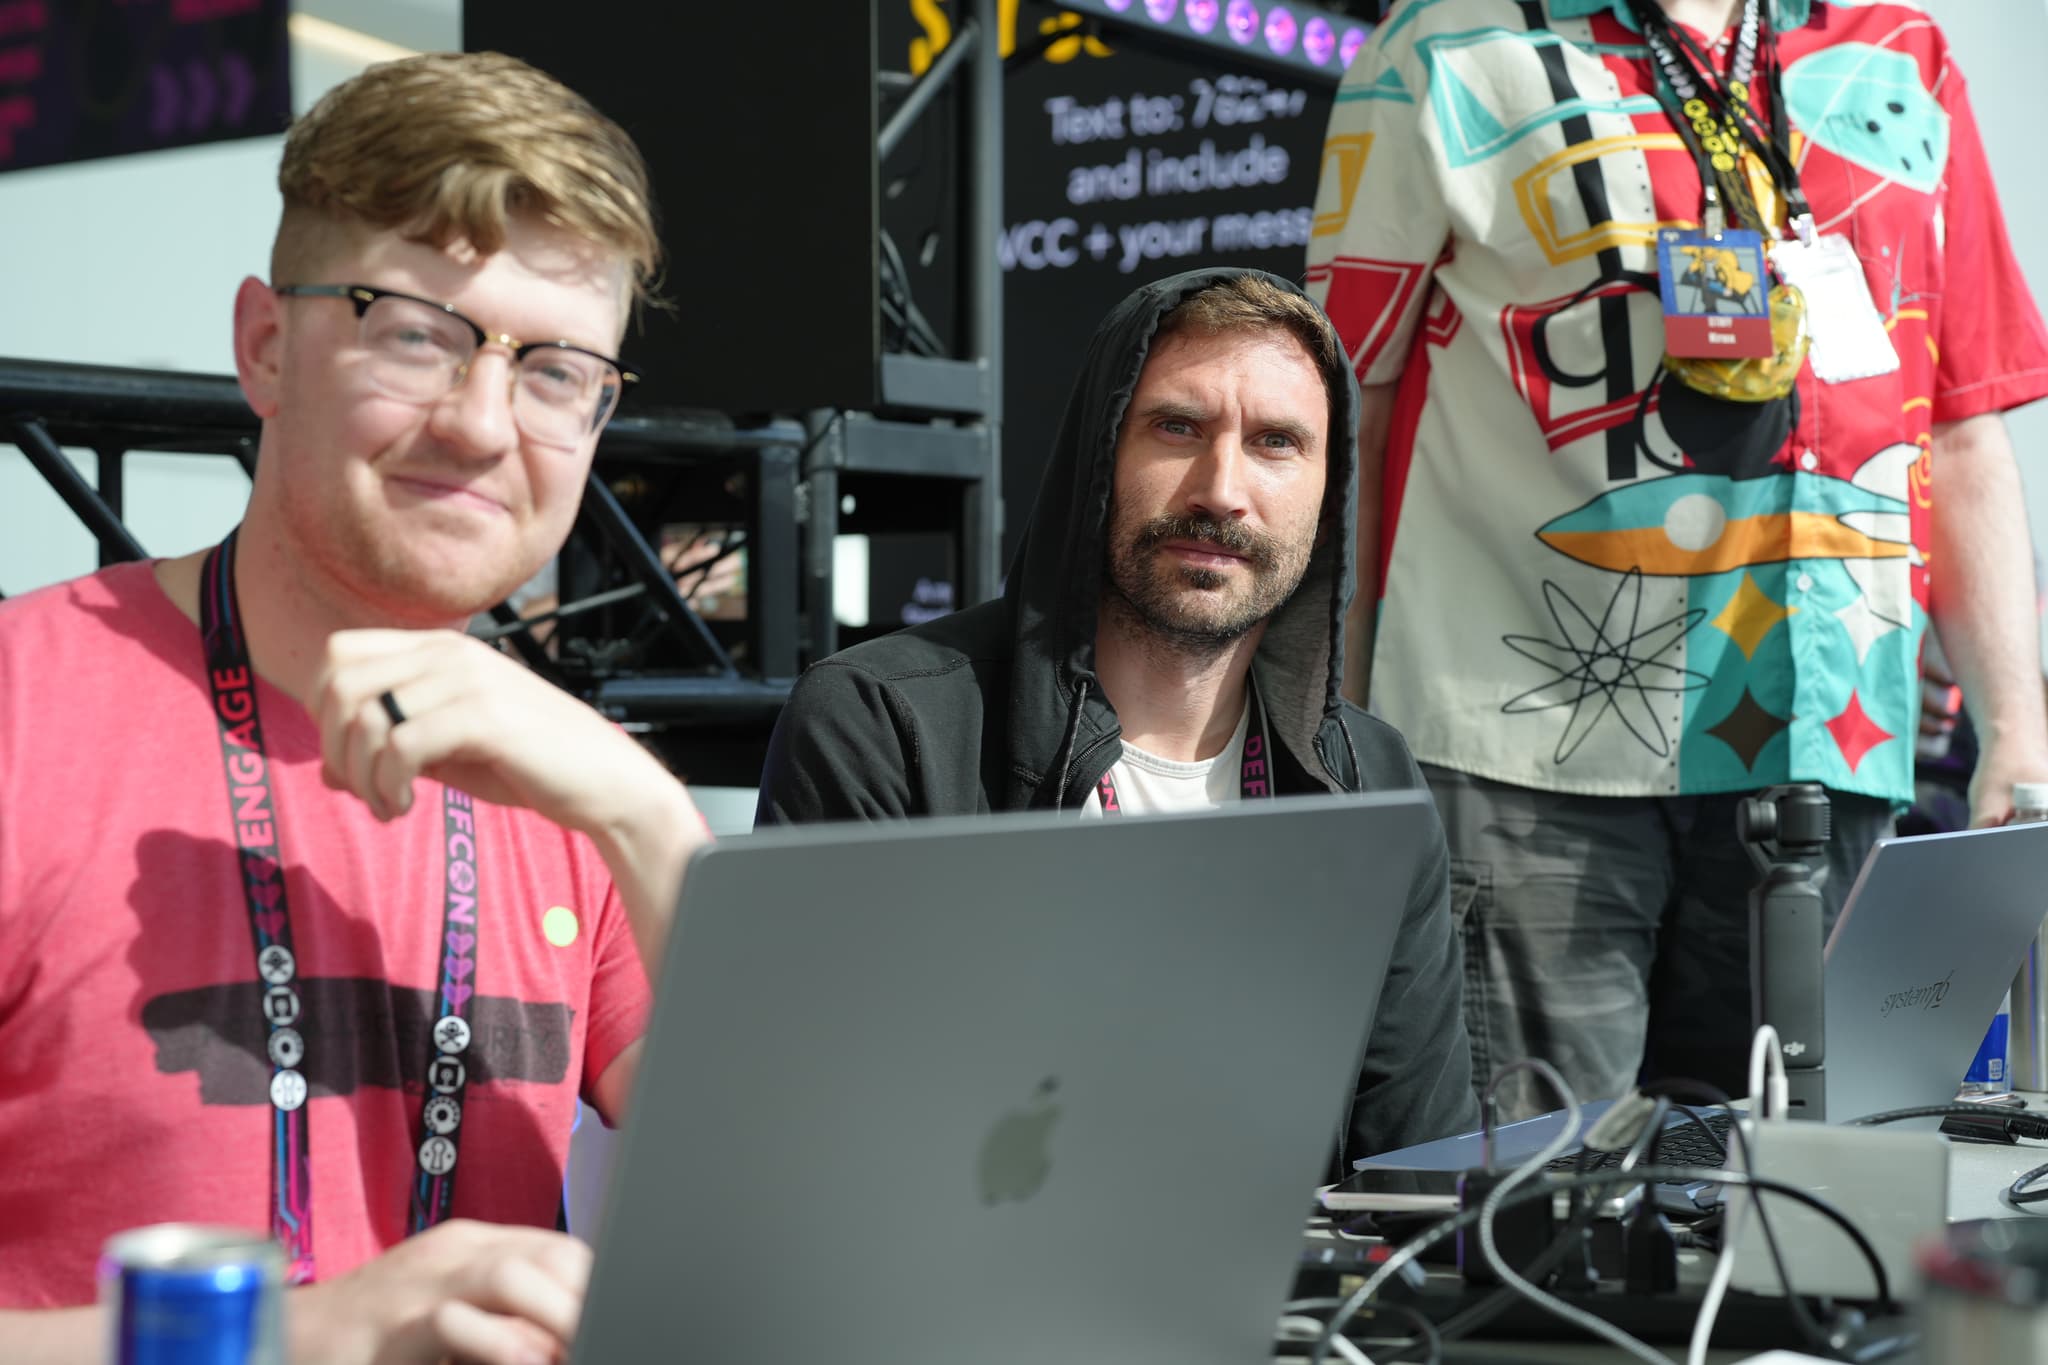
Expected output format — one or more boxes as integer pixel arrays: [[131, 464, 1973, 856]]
[[1097, 684, 1275, 815], [197, 530, 481, 1279]]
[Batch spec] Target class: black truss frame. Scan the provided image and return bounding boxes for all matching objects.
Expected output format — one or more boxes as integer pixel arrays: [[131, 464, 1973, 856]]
[[1, 0, 1003, 784], [0, 356, 805, 769]]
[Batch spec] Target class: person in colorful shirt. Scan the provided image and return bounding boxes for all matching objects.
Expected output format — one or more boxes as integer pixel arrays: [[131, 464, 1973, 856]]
[[0, 53, 707, 1363], [1306, 0, 2048, 1116]]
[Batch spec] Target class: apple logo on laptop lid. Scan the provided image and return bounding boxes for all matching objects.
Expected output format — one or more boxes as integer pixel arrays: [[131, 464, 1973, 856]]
[[979, 1077, 1061, 1206]]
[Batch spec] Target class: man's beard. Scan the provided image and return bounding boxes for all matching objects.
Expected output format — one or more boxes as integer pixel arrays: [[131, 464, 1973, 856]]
[[1103, 511, 1312, 651]]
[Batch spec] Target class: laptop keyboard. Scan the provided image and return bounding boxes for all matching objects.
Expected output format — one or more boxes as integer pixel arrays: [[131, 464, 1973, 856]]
[[1544, 1108, 1734, 1173]]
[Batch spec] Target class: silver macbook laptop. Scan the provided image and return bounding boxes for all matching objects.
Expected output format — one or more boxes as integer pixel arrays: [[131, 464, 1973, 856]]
[[1359, 821, 2048, 1170], [571, 790, 1436, 1364]]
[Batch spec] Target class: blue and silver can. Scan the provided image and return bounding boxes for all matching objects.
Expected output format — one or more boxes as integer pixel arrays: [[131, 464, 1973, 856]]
[[1961, 990, 2013, 1095], [98, 1225, 284, 1365]]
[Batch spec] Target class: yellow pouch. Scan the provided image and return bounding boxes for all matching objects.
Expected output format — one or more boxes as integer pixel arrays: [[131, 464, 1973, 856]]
[[1662, 281, 1810, 403]]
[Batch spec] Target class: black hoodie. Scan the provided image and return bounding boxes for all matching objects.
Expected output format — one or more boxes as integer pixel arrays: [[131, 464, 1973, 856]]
[[756, 268, 1477, 1158]]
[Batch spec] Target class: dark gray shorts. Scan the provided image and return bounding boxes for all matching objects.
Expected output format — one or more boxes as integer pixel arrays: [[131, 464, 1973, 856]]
[[1421, 764, 1894, 1121]]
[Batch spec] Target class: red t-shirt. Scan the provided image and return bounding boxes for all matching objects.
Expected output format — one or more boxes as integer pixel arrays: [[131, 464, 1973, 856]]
[[0, 563, 652, 1306]]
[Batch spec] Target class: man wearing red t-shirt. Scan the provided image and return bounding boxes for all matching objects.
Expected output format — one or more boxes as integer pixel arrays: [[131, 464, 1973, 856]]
[[1308, 0, 2048, 1116], [0, 53, 707, 1363]]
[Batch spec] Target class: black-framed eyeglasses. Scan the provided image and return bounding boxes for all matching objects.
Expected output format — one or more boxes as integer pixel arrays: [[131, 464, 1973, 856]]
[[275, 283, 641, 445]]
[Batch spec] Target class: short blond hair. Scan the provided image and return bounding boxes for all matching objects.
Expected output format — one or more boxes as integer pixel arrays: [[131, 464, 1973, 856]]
[[273, 51, 661, 307], [1153, 274, 1341, 378]]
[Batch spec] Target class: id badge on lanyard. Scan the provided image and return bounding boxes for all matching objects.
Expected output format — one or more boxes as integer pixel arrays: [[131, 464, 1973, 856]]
[[1657, 227, 1775, 358], [1631, 0, 1898, 388], [1770, 233, 1902, 383]]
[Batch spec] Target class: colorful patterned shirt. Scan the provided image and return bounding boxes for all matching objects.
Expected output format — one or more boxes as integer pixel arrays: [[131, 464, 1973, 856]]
[[1307, 0, 2048, 801]]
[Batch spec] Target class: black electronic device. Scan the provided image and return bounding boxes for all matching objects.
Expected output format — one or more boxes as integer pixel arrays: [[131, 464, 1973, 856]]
[[0, 2, 291, 175], [464, 5, 883, 415], [1739, 782, 1831, 1120]]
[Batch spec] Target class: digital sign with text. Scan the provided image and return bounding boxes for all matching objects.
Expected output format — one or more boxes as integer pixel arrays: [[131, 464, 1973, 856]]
[[0, 0, 289, 176]]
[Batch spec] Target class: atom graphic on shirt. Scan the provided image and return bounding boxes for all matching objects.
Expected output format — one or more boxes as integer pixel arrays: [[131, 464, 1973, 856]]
[[1501, 569, 1709, 764]]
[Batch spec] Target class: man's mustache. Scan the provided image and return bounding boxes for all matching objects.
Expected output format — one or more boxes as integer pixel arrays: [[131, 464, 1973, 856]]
[[1132, 515, 1277, 569]]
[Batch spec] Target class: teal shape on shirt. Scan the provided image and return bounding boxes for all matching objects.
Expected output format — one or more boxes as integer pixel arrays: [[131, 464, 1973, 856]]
[[1677, 559, 1919, 797], [1524, 467, 1919, 799], [1678, 565, 1798, 786], [1536, 470, 1910, 579], [1419, 27, 1662, 166], [1376, 0, 1462, 48], [1782, 43, 1949, 193], [1337, 63, 1417, 105]]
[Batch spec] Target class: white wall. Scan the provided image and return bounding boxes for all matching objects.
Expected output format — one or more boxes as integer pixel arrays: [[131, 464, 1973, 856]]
[[0, 9, 457, 595], [1921, 0, 2048, 656]]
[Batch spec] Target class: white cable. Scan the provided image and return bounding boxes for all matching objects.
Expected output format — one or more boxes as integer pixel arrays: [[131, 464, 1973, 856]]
[[1476, 1058, 1676, 1365], [1277, 1309, 1376, 1365], [1279, 1312, 1377, 1364], [1327, 1333, 1374, 1365], [1747, 1019, 1788, 1122], [1688, 1024, 1781, 1365]]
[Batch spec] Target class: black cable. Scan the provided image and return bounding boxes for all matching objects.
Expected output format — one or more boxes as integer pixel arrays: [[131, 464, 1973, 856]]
[[880, 293, 941, 357], [671, 534, 747, 599], [1640, 1079, 1840, 1357], [475, 582, 647, 643], [1637, 1079, 1731, 1163], [1849, 1103, 2048, 1138], [1436, 1099, 1671, 1343], [2009, 1159, 2048, 1206], [879, 229, 945, 357], [1850, 1100, 2048, 1221], [1308, 1165, 1895, 1365], [480, 533, 752, 647]]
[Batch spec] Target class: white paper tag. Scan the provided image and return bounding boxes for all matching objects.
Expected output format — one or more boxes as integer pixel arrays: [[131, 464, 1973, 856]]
[[1771, 233, 1900, 384]]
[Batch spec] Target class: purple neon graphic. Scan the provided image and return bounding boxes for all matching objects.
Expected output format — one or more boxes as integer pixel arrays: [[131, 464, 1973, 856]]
[[1225, 0, 1259, 44], [1144, 0, 1178, 21], [1103, 0, 1134, 8], [1264, 6, 1297, 53], [1186, 0, 1218, 34], [1303, 15, 1334, 64], [1340, 25, 1368, 67]]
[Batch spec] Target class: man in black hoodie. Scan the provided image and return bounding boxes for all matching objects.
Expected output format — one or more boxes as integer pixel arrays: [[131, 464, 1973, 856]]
[[757, 269, 1476, 1159]]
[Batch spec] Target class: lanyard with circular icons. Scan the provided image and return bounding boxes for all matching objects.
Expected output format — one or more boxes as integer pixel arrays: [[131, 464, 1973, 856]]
[[199, 528, 479, 1283], [1628, 0, 1808, 239], [1095, 682, 1275, 814]]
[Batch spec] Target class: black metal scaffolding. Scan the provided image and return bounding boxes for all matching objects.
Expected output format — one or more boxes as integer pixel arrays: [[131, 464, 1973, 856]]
[[1, 0, 1004, 788], [0, 355, 806, 784]]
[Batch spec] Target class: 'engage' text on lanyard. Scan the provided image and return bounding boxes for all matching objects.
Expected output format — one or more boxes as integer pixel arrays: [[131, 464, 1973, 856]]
[[1096, 685, 1276, 814], [200, 528, 481, 1284]]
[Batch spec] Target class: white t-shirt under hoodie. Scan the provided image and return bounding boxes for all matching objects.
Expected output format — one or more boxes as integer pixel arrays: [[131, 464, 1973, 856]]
[[1080, 697, 1252, 817]]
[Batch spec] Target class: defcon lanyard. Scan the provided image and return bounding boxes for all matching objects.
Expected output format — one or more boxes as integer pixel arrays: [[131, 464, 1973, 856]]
[[198, 528, 481, 1282], [1096, 684, 1276, 813]]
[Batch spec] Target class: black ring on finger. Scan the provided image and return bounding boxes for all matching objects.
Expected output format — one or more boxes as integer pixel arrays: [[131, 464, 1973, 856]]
[[379, 689, 407, 727]]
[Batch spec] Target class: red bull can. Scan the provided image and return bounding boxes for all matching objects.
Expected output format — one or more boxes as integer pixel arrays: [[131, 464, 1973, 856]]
[[99, 1225, 284, 1365]]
